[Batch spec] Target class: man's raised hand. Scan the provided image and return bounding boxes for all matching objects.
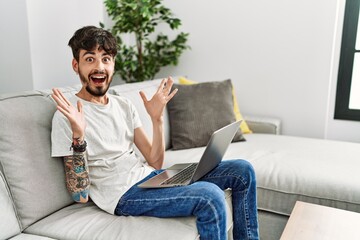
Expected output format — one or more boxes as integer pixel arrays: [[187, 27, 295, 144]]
[[139, 77, 178, 122], [52, 88, 86, 140]]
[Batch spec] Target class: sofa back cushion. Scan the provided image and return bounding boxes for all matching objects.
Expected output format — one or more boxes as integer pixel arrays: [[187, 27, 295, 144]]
[[167, 80, 245, 150], [0, 171, 21, 239], [0, 92, 73, 229], [110, 79, 172, 150]]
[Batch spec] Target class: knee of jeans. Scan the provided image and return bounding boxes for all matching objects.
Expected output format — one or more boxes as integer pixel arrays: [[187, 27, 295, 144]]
[[233, 160, 256, 184], [197, 182, 227, 209], [244, 160, 256, 180]]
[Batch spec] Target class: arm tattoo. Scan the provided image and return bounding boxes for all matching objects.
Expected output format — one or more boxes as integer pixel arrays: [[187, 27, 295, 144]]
[[64, 151, 90, 202]]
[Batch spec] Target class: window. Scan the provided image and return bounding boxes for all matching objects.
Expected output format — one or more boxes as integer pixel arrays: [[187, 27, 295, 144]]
[[335, 0, 360, 121]]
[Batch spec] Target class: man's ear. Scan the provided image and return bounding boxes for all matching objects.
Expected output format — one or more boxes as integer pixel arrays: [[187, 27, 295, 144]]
[[72, 58, 79, 74]]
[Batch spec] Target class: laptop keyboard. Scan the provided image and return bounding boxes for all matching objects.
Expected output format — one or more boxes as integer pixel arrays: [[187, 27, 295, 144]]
[[160, 163, 198, 185]]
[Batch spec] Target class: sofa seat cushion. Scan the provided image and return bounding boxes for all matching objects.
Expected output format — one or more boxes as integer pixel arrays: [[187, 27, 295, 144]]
[[25, 192, 232, 240], [242, 134, 360, 215], [165, 134, 360, 216]]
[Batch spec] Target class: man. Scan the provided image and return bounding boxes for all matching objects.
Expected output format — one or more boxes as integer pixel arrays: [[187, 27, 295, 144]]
[[51, 26, 259, 240]]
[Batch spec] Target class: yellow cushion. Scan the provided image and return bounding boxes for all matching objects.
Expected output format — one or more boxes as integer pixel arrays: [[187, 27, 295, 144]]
[[178, 77, 252, 134]]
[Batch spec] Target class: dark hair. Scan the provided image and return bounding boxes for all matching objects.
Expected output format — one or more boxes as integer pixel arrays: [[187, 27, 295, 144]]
[[68, 26, 117, 61]]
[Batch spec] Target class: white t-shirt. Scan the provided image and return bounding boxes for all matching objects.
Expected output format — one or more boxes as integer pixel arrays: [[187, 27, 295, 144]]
[[51, 94, 154, 214]]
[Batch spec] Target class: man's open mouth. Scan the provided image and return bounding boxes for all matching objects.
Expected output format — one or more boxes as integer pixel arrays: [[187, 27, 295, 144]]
[[90, 75, 107, 84]]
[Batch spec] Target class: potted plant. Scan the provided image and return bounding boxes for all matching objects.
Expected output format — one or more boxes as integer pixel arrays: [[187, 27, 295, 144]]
[[102, 0, 190, 83]]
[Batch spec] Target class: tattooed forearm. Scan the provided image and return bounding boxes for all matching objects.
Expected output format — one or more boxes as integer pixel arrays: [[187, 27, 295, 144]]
[[64, 152, 90, 203]]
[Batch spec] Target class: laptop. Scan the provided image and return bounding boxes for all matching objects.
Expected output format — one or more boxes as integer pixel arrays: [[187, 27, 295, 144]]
[[138, 120, 242, 188]]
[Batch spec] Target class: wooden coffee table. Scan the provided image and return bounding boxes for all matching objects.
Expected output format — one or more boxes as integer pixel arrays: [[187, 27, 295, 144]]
[[280, 201, 360, 240]]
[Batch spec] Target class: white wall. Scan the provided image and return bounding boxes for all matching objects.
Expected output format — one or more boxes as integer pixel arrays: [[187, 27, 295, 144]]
[[26, 0, 105, 89], [0, 0, 33, 93], [0, 0, 105, 94], [1, 0, 359, 142], [155, 0, 360, 142]]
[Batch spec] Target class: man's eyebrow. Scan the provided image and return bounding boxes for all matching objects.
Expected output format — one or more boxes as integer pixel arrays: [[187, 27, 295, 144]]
[[102, 52, 112, 57], [81, 51, 112, 58], [81, 51, 95, 57]]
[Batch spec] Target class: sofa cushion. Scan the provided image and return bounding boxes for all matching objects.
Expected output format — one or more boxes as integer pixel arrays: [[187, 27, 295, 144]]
[[0, 171, 21, 239], [0, 92, 73, 229], [230, 134, 360, 216], [110, 79, 172, 150], [38, 85, 81, 99], [25, 190, 233, 240], [164, 134, 360, 217], [178, 77, 252, 134], [167, 80, 245, 150]]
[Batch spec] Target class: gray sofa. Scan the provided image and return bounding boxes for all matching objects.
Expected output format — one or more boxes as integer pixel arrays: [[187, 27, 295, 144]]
[[1, 78, 360, 240]]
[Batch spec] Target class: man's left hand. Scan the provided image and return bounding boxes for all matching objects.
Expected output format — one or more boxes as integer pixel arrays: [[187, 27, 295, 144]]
[[139, 76, 178, 122]]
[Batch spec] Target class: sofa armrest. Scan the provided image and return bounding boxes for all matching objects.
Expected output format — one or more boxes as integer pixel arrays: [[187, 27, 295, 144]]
[[244, 115, 281, 135]]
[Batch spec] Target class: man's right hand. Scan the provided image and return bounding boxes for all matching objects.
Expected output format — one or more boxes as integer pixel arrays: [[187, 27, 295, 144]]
[[52, 88, 86, 141]]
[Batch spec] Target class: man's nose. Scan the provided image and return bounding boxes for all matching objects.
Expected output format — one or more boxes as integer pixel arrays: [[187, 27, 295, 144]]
[[94, 60, 105, 71]]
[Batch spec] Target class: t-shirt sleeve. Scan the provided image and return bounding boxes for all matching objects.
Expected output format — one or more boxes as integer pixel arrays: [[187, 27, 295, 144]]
[[51, 110, 73, 157]]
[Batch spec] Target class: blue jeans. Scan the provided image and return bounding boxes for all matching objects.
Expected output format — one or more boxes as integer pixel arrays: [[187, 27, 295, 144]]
[[115, 160, 259, 240]]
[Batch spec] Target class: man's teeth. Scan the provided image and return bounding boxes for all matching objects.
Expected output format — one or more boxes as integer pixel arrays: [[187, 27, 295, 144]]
[[91, 76, 106, 82]]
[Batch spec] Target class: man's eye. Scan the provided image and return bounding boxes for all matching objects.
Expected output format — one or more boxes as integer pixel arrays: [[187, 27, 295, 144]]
[[86, 58, 94, 62], [103, 57, 111, 63]]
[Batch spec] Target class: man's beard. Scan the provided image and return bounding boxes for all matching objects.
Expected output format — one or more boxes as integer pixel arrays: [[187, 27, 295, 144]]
[[85, 84, 110, 97], [79, 70, 112, 97]]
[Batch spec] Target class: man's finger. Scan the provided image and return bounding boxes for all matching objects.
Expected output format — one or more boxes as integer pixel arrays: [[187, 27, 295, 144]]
[[139, 91, 148, 103], [52, 93, 69, 110], [167, 88, 178, 101], [156, 78, 167, 93], [57, 89, 72, 106], [163, 77, 174, 94], [56, 105, 71, 118]]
